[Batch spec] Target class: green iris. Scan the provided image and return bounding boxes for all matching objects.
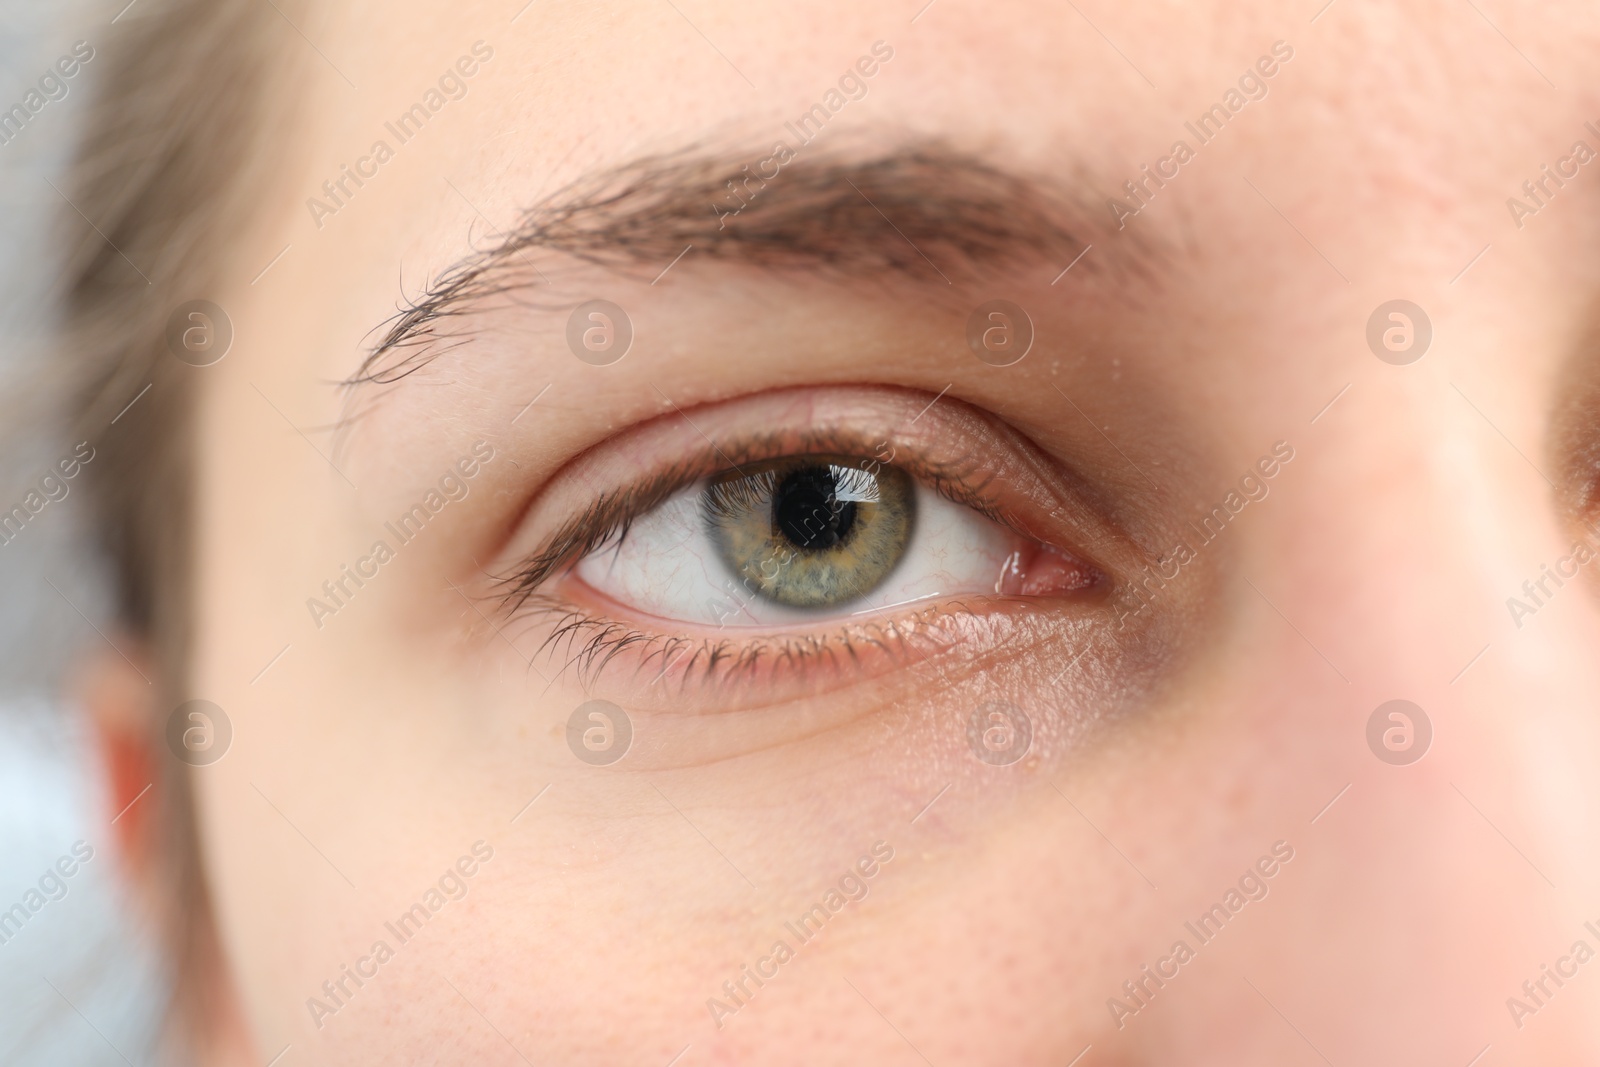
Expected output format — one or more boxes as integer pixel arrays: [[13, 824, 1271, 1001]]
[[703, 456, 916, 608]]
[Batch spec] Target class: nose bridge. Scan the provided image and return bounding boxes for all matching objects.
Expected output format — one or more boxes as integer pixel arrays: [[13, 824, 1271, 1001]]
[[1193, 380, 1600, 1058], [1210, 363, 1600, 879], [1254, 371, 1600, 703], [1415, 401, 1600, 898]]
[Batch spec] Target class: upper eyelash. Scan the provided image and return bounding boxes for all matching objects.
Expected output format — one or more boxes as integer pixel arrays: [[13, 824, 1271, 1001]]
[[492, 429, 1010, 616], [495, 463, 695, 613]]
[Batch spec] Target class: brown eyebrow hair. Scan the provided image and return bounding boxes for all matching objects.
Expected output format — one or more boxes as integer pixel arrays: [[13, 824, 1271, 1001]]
[[352, 141, 1154, 387]]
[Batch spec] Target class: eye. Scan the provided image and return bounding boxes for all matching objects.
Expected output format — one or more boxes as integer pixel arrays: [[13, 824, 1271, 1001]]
[[488, 386, 1124, 694], [576, 454, 935, 624], [571, 448, 1097, 628]]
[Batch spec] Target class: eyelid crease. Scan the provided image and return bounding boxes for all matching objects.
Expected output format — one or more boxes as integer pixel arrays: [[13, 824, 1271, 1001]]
[[493, 427, 1018, 616]]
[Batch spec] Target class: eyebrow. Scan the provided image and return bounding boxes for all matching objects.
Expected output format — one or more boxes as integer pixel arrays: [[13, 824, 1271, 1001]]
[[353, 139, 1154, 385]]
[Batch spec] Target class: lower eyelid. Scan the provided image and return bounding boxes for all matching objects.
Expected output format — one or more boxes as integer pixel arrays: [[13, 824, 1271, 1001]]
[[507, 587, 1102, 720]]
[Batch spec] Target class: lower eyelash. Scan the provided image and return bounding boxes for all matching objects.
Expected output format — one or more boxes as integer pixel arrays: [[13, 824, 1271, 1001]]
[[508, 591, 981, 694]]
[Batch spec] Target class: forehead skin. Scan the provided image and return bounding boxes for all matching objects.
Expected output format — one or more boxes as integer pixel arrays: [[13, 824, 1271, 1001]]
[[186, 0, 1600, 1064]]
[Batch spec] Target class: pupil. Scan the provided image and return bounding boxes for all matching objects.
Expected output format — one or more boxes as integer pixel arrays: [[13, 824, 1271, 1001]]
[[774, 466, 857, 551]]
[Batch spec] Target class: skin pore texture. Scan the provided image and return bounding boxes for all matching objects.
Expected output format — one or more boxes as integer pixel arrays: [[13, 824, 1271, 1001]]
[[85, 0, 1600, 1063]]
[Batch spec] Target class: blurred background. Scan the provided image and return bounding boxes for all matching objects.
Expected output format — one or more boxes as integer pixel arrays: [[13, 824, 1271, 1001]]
[[0, 0, 165, 1062]]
